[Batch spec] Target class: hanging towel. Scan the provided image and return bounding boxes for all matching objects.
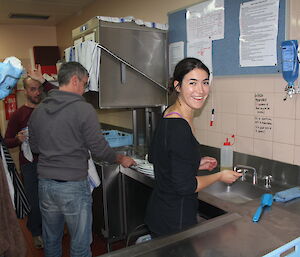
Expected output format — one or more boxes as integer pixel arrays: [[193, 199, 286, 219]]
[[87, 152, 100, 192], [0, 137, 30, 219], [73, 41, 100, 92], [1, 145, 14, 207], [64, 47, 75, 62], [21, 127, 33, 162], [273, 187, 300, 203], [74, 43, 82, 63]]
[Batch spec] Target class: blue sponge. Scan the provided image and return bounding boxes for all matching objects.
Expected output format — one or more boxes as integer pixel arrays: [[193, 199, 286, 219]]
[[273, 187, 300, 203]]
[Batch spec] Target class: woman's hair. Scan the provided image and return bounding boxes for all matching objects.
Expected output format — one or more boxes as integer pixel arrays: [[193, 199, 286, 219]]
[[168, 57, 210, 94]]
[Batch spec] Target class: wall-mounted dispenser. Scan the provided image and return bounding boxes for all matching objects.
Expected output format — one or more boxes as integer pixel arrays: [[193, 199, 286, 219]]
[[281, 40, 299, 100]]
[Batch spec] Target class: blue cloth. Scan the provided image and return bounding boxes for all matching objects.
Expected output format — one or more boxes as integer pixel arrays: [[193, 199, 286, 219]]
[[273, 187, 300, 202], [39, 178, 92, 257], [0, 61, 22, 99]]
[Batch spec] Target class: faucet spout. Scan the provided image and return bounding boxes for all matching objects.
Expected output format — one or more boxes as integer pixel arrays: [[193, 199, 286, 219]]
[[234, 165, 257, 185]]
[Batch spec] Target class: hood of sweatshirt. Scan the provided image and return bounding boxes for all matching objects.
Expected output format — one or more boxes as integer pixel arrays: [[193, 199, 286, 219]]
[[42, 89, 83, 115]]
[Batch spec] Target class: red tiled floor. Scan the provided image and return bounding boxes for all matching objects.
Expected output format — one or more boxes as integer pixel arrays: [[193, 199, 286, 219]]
[[19, 218, 126, 257]]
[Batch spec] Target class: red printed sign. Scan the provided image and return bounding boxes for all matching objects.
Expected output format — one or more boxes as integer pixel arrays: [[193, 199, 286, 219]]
[[4, 93, 17, 120]]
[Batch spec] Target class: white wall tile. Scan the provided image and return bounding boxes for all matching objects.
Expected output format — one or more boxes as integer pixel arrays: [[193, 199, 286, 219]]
[[231, 77, 254, 93], [194, 128, 208, 145], [205, 131, 223, 148], [273, 75, 287, 93], [295, 96, 300, 119], [220, 92, 237, 113], [273, 143, 294, 164], [295, 120, 300, 146], [253, 76, 275, 93], [221, 113, 237, 135], [194, 109, 208, 130], [293, 146, 300, 165], [237, 93, 255, 115], [273, 93, 296, 119], [273, 118, 295, 145], [233, 78, 251, 93], [214, 77, 239, 92], [253, 139, 273, 159], [237, 114, 254, 137], [235, 136, 254, 155]]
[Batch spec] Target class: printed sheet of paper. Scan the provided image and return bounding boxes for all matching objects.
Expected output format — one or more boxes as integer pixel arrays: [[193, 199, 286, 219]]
[[239, 0, 279, 67], [186, 0, 224, 41], [169, 41, 184, 76], [187, 39, 213, 76]]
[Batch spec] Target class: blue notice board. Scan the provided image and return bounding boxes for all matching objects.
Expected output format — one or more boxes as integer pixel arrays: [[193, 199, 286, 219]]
[[168, 0, 286, 76]]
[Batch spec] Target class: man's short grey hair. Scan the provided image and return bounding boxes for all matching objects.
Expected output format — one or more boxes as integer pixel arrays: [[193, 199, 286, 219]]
[[58, 62, 89, 87]]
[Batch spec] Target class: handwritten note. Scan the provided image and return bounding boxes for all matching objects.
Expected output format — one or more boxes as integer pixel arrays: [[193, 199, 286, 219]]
[[255, 93, 270, 115], [255, 117, 272, 134], [254, 93, 272, 138]]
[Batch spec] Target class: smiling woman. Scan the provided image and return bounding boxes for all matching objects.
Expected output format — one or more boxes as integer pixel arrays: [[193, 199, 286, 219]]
[[144, 58, 241, 237]]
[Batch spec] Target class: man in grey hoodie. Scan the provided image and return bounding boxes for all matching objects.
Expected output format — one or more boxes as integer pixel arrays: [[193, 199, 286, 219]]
[[28, 62, 135, 257]]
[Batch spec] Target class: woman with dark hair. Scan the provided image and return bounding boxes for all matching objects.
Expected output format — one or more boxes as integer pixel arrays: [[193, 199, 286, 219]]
[[145, 57, 241, 237]]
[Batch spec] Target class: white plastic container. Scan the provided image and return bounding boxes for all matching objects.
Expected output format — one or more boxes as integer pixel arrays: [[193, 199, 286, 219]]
[[220, 138, 233, 171]]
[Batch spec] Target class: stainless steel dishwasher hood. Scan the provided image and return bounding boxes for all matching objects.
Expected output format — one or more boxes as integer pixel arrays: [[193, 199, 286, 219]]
[[72, 17, 168, 109]]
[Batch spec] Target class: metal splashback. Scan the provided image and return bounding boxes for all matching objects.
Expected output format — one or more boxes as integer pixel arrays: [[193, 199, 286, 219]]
[[72, 17, 168, 108]]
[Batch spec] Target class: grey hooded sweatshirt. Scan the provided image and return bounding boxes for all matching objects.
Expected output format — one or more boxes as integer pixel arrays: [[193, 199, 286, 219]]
[[28, 89, 117, 181]]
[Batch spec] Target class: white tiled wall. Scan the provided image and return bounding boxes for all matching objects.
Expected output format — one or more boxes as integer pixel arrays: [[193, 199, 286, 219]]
[[193, 0, 300, 166], [195, 73, 300, 165]]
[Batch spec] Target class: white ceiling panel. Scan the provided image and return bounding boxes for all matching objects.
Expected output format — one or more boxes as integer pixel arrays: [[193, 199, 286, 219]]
[[0, 0, 95, 26]]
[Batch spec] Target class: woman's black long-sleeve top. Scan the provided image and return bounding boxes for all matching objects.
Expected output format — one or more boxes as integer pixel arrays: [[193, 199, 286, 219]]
[[145, 118, 201, 236]]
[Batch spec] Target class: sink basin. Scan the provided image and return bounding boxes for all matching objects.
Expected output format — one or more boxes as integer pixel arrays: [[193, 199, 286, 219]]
[[202, 181, 271, 204]]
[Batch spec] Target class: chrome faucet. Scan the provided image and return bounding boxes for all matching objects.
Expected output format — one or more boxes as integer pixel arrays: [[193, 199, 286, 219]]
[[234, 165, 258, 185], [263, 175, 272, 188]]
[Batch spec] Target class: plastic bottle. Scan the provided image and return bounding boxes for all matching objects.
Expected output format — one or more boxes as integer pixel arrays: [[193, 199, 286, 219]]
[[281, 40, 299, 87], [220, 138, 233, 171]]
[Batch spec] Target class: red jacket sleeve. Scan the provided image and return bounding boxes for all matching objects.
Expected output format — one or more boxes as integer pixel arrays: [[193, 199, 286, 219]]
[[42, 80, 57, 93], [4, 111, 22, 148]]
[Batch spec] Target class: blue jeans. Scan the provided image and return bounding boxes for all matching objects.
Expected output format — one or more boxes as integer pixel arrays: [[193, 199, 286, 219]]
[[21, 163, 42, 237], [39, 178, 92, 257]]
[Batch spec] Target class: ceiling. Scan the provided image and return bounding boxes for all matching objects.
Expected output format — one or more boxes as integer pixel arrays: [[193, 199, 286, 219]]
[[0, 0, 95, 26]]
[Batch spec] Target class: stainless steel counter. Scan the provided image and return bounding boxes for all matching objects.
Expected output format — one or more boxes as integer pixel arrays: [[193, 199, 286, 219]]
[[120, 166, 154, 188], [98, 167, 300, 257]]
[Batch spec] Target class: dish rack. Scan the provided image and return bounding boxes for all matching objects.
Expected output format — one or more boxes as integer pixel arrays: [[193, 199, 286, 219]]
[[262, 237, 300, 257], [102, 130, 133, 148]]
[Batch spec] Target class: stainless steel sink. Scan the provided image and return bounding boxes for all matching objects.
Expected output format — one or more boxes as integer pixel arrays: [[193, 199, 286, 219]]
[[202, 181, 272, 204]]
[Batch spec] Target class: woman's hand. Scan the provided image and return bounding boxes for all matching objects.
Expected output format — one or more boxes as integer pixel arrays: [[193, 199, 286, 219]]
[[219, 170, 242, 184], [199, 156, 217, 171]]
